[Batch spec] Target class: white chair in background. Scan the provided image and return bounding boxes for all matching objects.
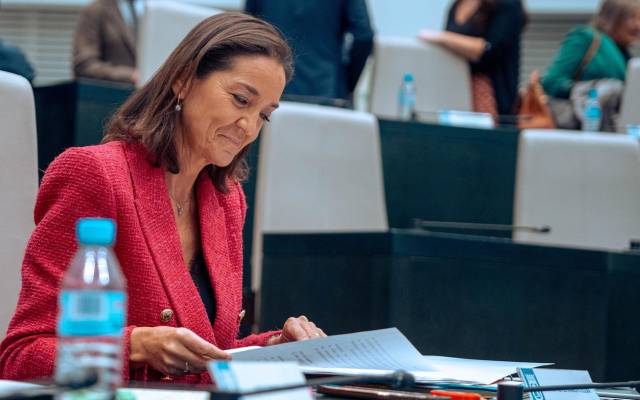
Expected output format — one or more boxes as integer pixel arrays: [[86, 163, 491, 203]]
[[137, 1, 221, 85], [369, 36, 472, 120], [619, 58, 640, 130], [513, 129, 640, 251], [0, 71, 38, 337], [252, 102, 388, 292]]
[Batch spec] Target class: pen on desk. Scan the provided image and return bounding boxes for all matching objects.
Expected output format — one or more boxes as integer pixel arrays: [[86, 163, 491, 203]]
[[430, 390, 484, 399]]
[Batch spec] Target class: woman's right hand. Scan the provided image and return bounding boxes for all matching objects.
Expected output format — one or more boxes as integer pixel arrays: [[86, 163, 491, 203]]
[[130, 327, 231, 376], [417, 29, 445, 45]]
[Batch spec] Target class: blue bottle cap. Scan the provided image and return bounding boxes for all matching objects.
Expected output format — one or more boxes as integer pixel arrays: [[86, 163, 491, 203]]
[[403, 73, 414, 82], [76, 218, 116, 246]]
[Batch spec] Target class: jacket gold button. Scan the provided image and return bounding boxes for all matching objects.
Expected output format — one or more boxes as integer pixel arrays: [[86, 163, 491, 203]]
[[238, 309, 246, 322], [160, 309, 174, 323]]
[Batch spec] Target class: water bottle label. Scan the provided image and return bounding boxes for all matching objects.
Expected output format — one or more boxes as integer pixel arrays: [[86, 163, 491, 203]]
[[585, 108, 601, 119], [58, 290, 126, 337]]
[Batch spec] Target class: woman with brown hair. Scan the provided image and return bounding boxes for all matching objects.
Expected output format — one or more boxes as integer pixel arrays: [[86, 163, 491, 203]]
[[542, 0, 640, 100], [0, 12, 325, 384], [419, 0, 527, 117]]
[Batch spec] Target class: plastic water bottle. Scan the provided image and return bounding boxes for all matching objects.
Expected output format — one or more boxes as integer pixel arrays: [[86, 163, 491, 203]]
[[55, 218, 126, 399], [398, 73, 416, 121], [583, 88, 602, 132]]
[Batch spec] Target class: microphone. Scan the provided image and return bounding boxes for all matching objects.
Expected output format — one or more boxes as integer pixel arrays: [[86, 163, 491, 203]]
[[208, 370, 417, 400], [497, 380, 640, 400], [412, 219, 551, 234]]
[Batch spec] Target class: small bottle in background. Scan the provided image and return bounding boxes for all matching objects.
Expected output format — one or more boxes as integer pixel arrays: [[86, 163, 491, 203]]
[[626, 124, 640, 139], [398, 73, 416, 121], [582, 88, 602, 132], [55, 218, 127, 399]]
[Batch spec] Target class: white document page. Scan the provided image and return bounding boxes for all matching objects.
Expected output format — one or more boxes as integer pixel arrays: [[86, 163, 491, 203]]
[[209, 361, 312, 400], [118, 388, 209, 400], [230, 328, 550, 385], [231, 328, 434, 371], [231, 328, 453, 382], [0, 380, 41, 396], [424, 356, 551, 385]]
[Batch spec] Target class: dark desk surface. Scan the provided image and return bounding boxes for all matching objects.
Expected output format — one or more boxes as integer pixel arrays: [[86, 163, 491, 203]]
[[260, 230, 640, 382]]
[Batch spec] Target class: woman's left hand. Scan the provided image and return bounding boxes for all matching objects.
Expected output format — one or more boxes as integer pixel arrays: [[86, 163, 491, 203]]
[[267, 315, 326, 346]]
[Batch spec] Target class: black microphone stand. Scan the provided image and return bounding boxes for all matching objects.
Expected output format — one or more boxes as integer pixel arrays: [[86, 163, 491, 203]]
[[208, 370, 417, 400], [412, 219, 551, 234]]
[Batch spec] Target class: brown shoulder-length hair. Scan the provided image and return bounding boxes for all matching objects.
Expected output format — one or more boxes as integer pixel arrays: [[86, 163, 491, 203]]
[[104, 12, 293, 193], [593, 0, 640, 38]]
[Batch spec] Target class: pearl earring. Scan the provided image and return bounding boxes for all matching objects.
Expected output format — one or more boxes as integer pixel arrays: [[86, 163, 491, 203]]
[[175, 98, 182, 112]]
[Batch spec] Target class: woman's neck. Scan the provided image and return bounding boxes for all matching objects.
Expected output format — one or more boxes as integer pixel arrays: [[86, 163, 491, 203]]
[[165, 132, 208, 204], [455, 0, 481, 25]]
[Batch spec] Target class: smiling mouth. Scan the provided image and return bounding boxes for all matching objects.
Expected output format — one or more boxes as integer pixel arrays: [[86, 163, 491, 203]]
[[218, 134, 243, 148]]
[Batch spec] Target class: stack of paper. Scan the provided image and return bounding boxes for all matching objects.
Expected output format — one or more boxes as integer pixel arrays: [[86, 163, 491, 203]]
[[232, 328, 549, 385]]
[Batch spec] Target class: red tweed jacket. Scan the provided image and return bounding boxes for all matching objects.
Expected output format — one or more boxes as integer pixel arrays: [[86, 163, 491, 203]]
[[0, 140, 276, 383]]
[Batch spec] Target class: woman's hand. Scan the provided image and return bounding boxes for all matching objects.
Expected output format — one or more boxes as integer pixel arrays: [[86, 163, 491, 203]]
[[417, 29, 446, 45], [267, 315, 327, 346], [130, 327, 231, 376], [418, 29, 486, 62]]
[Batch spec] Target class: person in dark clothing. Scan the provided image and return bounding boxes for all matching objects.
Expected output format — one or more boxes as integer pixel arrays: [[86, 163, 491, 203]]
[[419, 0, 527, 116], [0, 41, 35, 83], [245, 0, 374, 103]]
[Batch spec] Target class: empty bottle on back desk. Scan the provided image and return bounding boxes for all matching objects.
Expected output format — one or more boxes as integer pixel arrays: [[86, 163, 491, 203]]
[[398, 73, 417, 121], [55, 218, 126, 399]]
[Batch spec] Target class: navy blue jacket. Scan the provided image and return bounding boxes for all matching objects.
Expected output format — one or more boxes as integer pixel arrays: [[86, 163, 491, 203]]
[[246, 0, 374, 101]]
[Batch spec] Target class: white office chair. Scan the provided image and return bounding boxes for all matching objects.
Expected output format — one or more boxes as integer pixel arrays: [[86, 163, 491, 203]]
[[137, 1, 221, 85], [513, 129, 640, 251], [0, 71, 38, 338], [369, 36, 472, 120], [619, 58, 640, 130], [252, 102, 388, 292]]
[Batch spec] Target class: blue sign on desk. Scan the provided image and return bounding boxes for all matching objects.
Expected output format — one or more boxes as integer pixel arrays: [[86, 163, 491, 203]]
[[519, 368, 599, 400]]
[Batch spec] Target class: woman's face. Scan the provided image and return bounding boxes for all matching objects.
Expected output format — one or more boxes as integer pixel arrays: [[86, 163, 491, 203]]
[[613, 11, 640, 47], [177, 55, 286, 168]]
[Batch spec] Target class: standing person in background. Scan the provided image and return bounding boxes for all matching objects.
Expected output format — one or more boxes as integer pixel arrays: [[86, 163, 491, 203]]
[[542, 0, 640, 99], [245, 0, 374, 105], [419, 0, 527, 117], [73, 0, 143, 85]]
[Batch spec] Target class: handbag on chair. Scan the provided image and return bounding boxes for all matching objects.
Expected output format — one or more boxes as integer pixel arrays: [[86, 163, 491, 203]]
[[518, 32, 602, 130]]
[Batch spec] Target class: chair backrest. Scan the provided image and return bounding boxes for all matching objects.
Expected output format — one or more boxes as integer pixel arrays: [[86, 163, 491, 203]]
[[0, 71, 38, 337], [619, 58, 640, 130], [137, 1, 221, 86], [513, 129, 640, 250], [252, 102, 388, 290], [369, 36, 472, 120]]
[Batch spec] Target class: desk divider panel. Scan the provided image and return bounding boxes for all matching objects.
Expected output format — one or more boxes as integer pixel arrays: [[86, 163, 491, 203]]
[[379, 120, 519, 235], [260, 230, 640, 381]]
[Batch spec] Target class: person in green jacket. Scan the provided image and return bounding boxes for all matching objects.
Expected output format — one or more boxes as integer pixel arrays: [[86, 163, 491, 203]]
[[542, 0, 640, 99]]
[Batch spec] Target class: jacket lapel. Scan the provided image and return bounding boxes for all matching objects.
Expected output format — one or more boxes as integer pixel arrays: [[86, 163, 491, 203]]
[[105, 0, 136, 58], [198, 175, 241, 348], [124, 143, 216, 345]]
